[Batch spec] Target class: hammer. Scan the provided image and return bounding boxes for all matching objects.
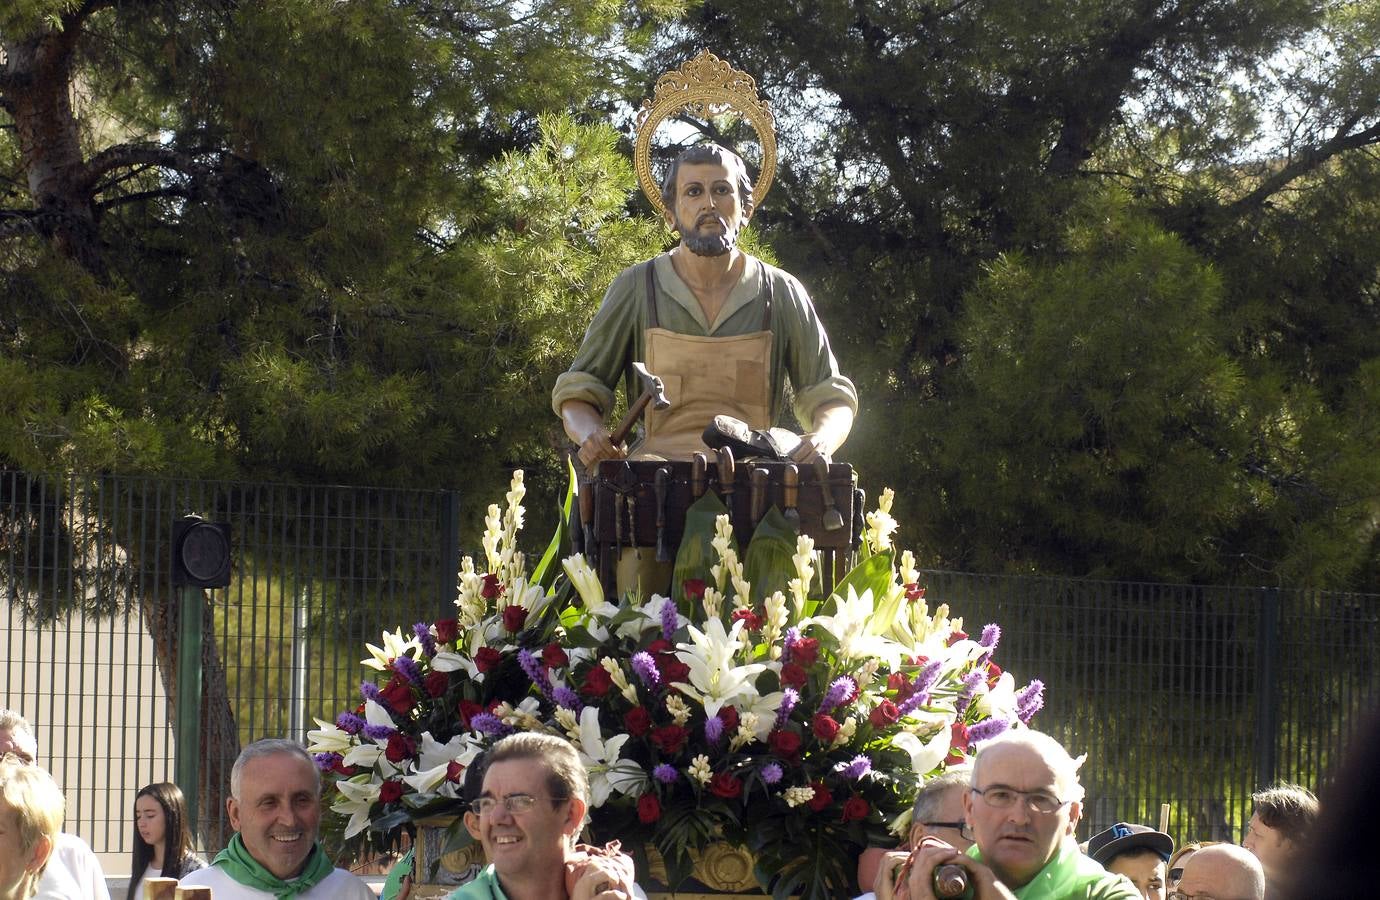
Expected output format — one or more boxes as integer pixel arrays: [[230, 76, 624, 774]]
[[610, 362, 671, 448]]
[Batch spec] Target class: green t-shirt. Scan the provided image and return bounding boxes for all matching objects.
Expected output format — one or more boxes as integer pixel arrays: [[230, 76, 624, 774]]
[[551, 253, 858, 431], [446, 865, 506, 900], [968, 840, 1141, 900]]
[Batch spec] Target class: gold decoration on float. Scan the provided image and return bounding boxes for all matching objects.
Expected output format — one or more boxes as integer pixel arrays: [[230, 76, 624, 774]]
[[634, 50, 777, 219]]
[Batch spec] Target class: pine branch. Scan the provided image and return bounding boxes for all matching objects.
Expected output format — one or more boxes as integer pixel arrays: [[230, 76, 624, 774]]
[[1225, 117, 1380, 217], [77, 141, 220, 195]]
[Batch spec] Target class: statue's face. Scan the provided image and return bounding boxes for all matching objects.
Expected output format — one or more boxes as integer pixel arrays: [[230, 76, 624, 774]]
[[667, 162, 749, 257]]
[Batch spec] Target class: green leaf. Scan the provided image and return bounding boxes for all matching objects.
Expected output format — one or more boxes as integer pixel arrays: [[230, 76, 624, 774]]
[[531, 456, 577, 591], [671, 490, 729, 606], [743, 506, 799, 604], [832, 550, 894, 607]]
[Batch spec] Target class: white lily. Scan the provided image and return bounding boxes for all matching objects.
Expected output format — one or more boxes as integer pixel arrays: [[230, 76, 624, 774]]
[[803, 585, 906, 665], [893, 726, 952, 776], [671, 617, 768, 717], [361, 628, 420, 671], [737, 691, 786, 740], [306, 719, 353, 754], [615, 593, 686, 641], [402, 732, 485, 795], [973, 671, 1017, 720], [575, 707, 646, 806], [562, 554, 608, 613], [332, 777, 382, 839]]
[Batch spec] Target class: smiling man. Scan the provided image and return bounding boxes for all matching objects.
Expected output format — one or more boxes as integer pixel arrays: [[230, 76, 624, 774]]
[[179, 739, 372, 899], [448, 733, 642, 900], [899, 730, 1138, 900]]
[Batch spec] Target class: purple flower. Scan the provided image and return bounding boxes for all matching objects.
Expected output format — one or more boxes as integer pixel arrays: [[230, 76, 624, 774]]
[[967, 717, 1011, 743], [363, 724, 394, 741], [653, 764, 679, 785], [336, 712, 365, 735], [820, 676, 857, 713], [704, 715, 724, 744], [518, 649, 552, 697], [1016, 679, 1045, 724], [776, 688, 799, 726], [979, 623, 1001, 649], [631, 652, 660, 690], [313, 752, 341, 771], [837, 754, 872, 780], [760, 762, 783, 785], [553, 686, 582, 711], [660, 599, 679, 642], [360, 681, 382, 703], [471, 713, 511, 737], [897, 688, 930, 717], [393, 655, 423, 686], [914, 658, 945, 695], [413, 622, 437, 658], [782, 627, 801, 661], [955, 670, 986, 717]]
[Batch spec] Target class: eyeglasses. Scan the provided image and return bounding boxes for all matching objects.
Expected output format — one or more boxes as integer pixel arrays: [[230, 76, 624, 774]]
[[1168, 867, 1183, 883], [922, 821, 975, 841], [468, 793, 567, 817], [970, 786, 1068, 814]]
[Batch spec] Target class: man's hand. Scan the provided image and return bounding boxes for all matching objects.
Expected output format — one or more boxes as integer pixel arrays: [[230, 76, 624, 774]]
[[793, 400, 854, 463], [568, 857, 634, 900], [561, 400, 627, 467], [872, 849, 911, 900], [788, 432, 832, 464], [898, 838, 1015, 900]]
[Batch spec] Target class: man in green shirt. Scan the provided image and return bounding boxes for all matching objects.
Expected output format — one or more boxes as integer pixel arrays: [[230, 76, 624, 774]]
[[898, 730, 1139, 900], [553, 143, 857, 466]]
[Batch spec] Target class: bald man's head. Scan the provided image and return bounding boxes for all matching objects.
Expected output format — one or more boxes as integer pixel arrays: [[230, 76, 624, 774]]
[[1176, 844, 1265, 900]]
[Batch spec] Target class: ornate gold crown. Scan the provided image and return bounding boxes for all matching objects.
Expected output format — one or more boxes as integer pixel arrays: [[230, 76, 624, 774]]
[[634, 50, 777, 219]]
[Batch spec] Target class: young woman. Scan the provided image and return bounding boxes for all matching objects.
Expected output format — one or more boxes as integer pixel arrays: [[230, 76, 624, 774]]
[[127, 783, 203, 900]]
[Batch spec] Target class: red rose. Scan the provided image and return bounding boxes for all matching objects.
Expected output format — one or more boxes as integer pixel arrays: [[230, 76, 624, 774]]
[[637, 793, 662, 824], [424, 670, 450, 698], [331, 760, 357, 777], [683, 579, 706, 601], [379, 780, 404, 804], [651, 725, 689, 754], [658, 657, 691, 685], [379, 675, 415, 714], [446, 760, 465, 783], [792, 637, 820, 666], [807, 781, 832, 812], [474, 647, 503, 674], [719, 706, 740, 733], [951, 720, 971, 749], [502, 605, 528, 632], [542, 643, 569, 669], [842, 795, 870, 822], [812, 714, 841, 743], [625, 706, 652, 737], [910, 654, 930, 668], [947, 629, 969, 647], [581, 665, 613, 697], [887, 672, 914, 702], [731, 608, 763, 630], [769, 729, 802, 757], [434, 619, 458, 643], [781, 663, 809, 689], [869, 700, 901, 728], [986, 663, 1004, 686], [457, 699, 483, 727], [481, 573, 502, 599], [944, 749, 967, 767], [708, 771, 743, 799], [904, 583, 926, 603], [647, 639, 673, 654], [385, 732, 416, 764]]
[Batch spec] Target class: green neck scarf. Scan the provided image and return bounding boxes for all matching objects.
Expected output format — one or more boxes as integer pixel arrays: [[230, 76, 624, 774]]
[[969, 839, 1115, 900], [213, 833, 335, 899]]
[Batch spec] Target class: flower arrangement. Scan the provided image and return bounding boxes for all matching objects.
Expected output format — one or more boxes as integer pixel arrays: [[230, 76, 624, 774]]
[[309, 472, 1044, 899]]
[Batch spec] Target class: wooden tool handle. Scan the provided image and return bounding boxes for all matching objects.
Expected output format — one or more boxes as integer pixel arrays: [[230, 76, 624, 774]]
[[782, 463, 799, 507], [144, 879, 178, 900]]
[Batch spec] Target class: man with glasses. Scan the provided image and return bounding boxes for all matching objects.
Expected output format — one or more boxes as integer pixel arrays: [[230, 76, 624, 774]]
[[1168, 844, 1264, 900], [898, 730, 1138, 899], [858, 768, 974, 899], [448, 733, 642, 900], [179, 738, 373, 899]]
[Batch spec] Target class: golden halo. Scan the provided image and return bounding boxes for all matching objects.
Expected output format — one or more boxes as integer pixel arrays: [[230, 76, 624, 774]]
[[634, 50, 777, 219]]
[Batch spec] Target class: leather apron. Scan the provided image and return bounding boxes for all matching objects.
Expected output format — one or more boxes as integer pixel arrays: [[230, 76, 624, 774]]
[[631, 259, 774, 461]]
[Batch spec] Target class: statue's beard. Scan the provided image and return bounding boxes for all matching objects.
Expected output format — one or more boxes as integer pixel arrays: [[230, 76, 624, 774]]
[[677, 214, 738, 257]]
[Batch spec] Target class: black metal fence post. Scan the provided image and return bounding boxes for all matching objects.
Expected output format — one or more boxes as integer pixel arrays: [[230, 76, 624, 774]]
[[439, 491, 462, 610], [1254, 587, 1282, 791]]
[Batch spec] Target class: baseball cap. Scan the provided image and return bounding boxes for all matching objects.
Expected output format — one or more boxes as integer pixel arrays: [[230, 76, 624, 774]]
[[1088, 822, 1175, 865]]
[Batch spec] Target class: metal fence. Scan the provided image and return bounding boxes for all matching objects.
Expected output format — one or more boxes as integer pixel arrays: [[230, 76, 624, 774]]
[[2, 469, 1377, 873]]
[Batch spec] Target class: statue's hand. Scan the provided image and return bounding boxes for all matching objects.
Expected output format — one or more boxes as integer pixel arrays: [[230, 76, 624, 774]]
[[788, 432, 831, 464], [578, 430, 627, 468]]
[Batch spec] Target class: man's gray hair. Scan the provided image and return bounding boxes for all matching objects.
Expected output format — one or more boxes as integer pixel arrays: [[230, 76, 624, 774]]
[[973, 729, 1087, 803], [912, 767, 972, 822], [0, 709, 38, 759], [229, 738, 318, 799]]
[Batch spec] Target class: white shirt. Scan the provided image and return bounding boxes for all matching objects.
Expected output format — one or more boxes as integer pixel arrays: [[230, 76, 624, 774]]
[[179, 864, 375, 899], [35, 833, 110, 900]]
